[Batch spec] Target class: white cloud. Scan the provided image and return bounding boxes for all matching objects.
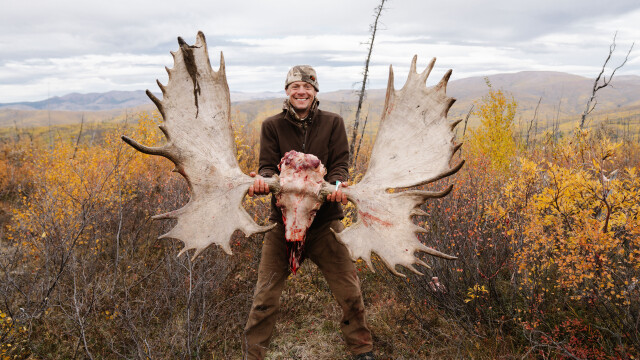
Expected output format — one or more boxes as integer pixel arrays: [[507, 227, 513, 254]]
[[1, 0, 639, 102]]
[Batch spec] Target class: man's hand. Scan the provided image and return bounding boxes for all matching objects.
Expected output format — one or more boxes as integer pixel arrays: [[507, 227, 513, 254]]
[[326, 181, 348, 205], [248, 172, 270, 197]]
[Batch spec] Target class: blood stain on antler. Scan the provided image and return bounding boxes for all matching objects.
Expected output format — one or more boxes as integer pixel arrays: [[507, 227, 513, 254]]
[[358, 211, 392, 227]]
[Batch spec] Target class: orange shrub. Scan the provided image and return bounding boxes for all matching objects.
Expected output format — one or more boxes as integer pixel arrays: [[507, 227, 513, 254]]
[[7, 112, 169, 259], [497, 134, 639, 304]]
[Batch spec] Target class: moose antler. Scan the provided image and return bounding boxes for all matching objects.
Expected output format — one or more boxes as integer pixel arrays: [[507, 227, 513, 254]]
[[123, 32, 461, 277], [121, 32, 277, 258], [334, 57, 463, 276]]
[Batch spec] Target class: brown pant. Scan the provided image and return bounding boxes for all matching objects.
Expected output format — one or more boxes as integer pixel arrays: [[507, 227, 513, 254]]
[[243, 220, 373, 359]]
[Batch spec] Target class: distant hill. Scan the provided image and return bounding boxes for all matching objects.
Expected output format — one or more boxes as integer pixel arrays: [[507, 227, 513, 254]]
[[0, 90, 286, 112], [0, 106, 151, 129], [448, 72, 640, 121], [2, 71, 640, 129], [1, 91, 154, 112]]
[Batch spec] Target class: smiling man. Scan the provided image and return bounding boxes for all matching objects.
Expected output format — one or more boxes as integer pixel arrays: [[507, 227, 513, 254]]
[[243, 65, 375, 360], [285, 66, 317, 119]]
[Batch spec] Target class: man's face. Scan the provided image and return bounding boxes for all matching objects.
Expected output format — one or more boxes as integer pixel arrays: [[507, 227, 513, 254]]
[[286, 81, 317, 114]]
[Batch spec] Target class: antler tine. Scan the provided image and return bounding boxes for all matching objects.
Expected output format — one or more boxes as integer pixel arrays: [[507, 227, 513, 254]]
[[413, 225, 427, 234], [175, 242, 222, 260], [436, 69, 453, 93], [156, 79, 167, 96], [219, 52, 225, 76], [196, 31, 217, 78], [419, 146, 465, 187], [146, 89, 165, 118], [376, 255, 419, 277], [158, 125, 170, 140], [414, 258, 431, 270], [364, 223, 446, 277], [121, 135, 175, 161], [411, 208, 428, 216], [423, 160, 465, 186], [409, 55, 418, 74], [418, 243, 457, 260], [195, 31, 207, 46], [405, 265, 425, 276], [453, 143, 463, 155], [400, 184, 454, 201], [450, 118, 463, 131], [442, 97, 456, 118], [418, 57, 436, 84], [190, 246, 213, 261], [382, 64, 395, 118], [404, 56, 436, 89], [363, 255, 376, 275], [151, 207, 183, 220]]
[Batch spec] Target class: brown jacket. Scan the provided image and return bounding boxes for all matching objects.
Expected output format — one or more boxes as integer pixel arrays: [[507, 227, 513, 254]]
[[259, 103, 349, 226]]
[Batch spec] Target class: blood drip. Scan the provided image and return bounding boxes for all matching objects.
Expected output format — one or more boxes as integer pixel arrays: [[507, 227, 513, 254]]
[[287, 241, 304, 274]]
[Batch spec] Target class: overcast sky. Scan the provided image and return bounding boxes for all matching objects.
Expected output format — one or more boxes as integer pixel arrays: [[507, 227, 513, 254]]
[[1, 0, 638, 103]]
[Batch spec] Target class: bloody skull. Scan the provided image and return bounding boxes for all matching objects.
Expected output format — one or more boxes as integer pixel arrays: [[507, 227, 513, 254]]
[[276, 151, 326, 273]]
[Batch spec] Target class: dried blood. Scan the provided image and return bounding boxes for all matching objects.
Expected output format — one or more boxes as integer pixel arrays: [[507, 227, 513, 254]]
[[358, 210, 392, 227]]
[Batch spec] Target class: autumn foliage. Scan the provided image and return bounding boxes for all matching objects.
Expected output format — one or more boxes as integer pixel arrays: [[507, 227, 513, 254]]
[[465, 79, 517, 173], [1, 85, 639, 358]]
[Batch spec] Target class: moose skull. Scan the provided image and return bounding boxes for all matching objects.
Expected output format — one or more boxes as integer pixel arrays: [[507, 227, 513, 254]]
[[275, 151, 326, 273]]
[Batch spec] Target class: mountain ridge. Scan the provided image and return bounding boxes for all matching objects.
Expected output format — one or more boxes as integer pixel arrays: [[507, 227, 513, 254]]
[[0, 90, 287, 111], [2, 71, 640, 129]]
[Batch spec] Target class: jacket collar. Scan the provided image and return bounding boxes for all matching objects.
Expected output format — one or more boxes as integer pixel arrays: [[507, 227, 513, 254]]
[[282, 98, 319, 126]]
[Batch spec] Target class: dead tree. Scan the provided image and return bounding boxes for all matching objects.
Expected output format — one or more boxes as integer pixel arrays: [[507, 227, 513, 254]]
[[349, 0, 387, 167], [352, 111, 369, 167], [580, 32, 635, 129], [458, 104, 473, 157], [526, 96, 542, 148], [72, 114, 85, 159], [461, 104, 474, 138]]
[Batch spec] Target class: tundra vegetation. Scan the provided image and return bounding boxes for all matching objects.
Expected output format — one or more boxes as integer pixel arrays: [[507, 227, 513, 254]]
[[0, 84, 639, 359]]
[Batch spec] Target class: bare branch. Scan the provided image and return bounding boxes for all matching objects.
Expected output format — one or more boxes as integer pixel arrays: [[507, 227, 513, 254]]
[[526, 97, 542, 148], [462, 104, 474, 138], [580, 32, 635, 128], [459, 104, 474, 157], [348, 0, 387, 166], [353, 111, 369, 166], [72, 113, 85, 160]]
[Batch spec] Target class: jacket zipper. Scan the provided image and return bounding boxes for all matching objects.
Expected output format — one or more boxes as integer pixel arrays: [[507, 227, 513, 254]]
[[302, 120, 311, 153]]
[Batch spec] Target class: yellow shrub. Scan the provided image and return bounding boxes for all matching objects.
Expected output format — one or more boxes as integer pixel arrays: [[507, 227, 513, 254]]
[[497, 133, 640, 303], [465, 79, 517, 174], [8, 112, 170, 258]]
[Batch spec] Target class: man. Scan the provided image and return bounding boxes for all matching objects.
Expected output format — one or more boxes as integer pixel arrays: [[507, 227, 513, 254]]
[[244, 65, 375, 360]]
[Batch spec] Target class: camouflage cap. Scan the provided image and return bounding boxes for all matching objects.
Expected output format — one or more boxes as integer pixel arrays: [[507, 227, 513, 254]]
[[285, 65, 319, 91]]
